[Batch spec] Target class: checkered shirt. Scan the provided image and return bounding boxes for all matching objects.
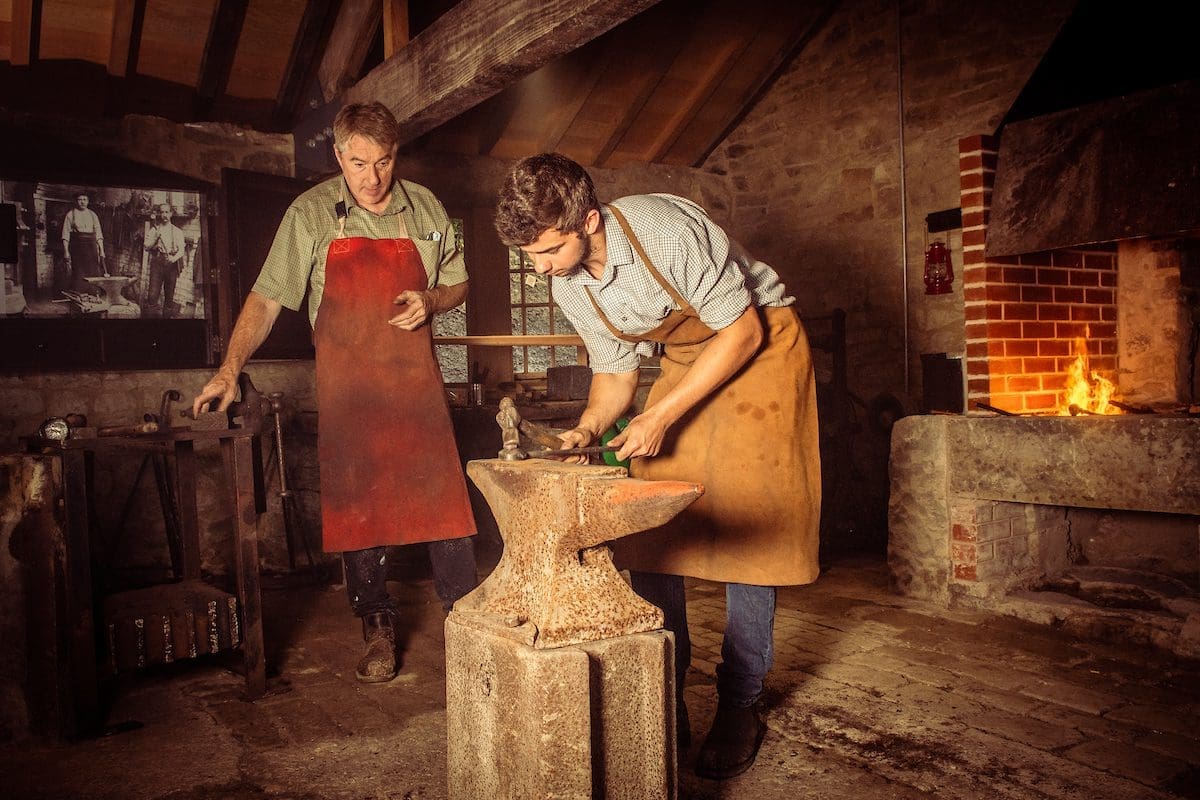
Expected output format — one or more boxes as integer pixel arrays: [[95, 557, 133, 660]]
[[553, 194, 794, 374], [252, 175, 466, 328]]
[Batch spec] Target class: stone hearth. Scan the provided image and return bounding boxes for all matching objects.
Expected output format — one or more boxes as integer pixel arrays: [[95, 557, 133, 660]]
[[888, 414, 1200, 658]]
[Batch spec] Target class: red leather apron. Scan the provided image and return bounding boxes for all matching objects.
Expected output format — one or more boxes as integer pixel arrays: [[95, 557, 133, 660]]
[[314, 233, 475, 552]]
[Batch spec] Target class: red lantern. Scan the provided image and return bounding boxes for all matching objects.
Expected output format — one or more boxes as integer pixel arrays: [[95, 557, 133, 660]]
[[924, 241, 953, 295]]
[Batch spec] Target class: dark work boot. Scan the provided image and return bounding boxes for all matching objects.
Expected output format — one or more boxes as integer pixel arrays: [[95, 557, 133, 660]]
[[694, 701, 766, 780], [354, 611, 397, 683]]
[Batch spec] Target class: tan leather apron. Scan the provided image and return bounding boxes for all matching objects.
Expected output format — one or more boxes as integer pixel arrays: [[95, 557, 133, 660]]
[[314, 216, 475, 552], [600, 206, 821, 586]]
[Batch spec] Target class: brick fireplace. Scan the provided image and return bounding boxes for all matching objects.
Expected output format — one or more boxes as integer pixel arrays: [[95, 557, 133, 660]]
[[886, 128, 1200, 659], [958, 132, 1196, 414], [960, 134, 1120, 414]]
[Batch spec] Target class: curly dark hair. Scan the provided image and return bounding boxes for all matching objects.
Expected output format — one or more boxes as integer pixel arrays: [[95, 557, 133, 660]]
[[494, 153, 601, 247]]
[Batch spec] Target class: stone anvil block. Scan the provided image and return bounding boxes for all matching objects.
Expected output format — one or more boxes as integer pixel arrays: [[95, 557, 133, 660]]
[[455, 459, 704, 649], [446, 614, 676, 799], [447, 457, 703, 799]]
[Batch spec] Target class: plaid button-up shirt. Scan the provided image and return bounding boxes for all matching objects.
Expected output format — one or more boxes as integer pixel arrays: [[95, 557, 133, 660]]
[[553, 194, 793, 373], [252, 175, 466, 328]]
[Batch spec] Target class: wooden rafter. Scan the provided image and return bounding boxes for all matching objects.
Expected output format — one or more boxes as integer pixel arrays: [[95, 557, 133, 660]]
[[688, 0, 837, 167], [196, 0, 249, 105], [537, 50, 610, 155], [10, 0, 41, 66], [273, 0, 344, 129], [382, 0, 409, 59], [317, 0, 381, 103], [591, 23, 690, 167], [341, 0, 663, 146], [645, 27, 754, 162], [106, 0, 142, 77]]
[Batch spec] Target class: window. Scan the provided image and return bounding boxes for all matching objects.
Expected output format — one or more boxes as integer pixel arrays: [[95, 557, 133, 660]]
[[508, 249, 577, 374], [434, 219, 467, 382]]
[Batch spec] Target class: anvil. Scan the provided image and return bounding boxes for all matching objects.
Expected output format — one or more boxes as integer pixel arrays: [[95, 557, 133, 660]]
[[456, 459, 703, 649]]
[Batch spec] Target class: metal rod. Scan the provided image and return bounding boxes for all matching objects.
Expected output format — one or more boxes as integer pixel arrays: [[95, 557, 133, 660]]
[[525, 445, 621, 459], [1109, 400, 1155, 414], [974, 402, 1017, 416]]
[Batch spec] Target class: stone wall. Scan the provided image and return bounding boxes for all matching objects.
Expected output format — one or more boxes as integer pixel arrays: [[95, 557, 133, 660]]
[[703, 0, 1074, 412], [890, 414, 1200, 603], [1117, 239, 1191, 405]]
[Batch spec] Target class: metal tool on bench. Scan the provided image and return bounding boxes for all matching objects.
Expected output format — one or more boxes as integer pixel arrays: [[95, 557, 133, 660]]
[[179, 372, 270, 432]]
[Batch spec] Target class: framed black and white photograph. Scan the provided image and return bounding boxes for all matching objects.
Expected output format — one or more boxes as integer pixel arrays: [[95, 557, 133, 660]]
[[1, 181, 206, 320]]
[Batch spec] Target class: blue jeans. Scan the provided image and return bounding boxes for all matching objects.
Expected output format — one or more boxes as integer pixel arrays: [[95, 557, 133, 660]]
[[630, 571, 775, 708], [344, 539, 478, 616]]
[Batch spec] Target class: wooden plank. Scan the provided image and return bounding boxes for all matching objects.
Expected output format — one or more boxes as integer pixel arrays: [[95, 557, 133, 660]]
[[61, 449, 100, 737], [382, 0, 408, 58], [577, 0, 692, 167], [686, 0, 836, 167], [174, 440, 203, 582], [340, 0, 662, 145], [609, 0, 756, 166], [196, 0, 249, 104], [273, 0, 343, 128], [10, 0, 41, 65], [106, 0, 141, 77], [644, 33, 751, 163], [225, 434, 266, 698], [487, 44, 610, 159], [316, 0, 381, 102]]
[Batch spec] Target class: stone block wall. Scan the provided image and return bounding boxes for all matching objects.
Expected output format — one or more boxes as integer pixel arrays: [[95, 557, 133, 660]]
[[705, 0, 1075, 412]]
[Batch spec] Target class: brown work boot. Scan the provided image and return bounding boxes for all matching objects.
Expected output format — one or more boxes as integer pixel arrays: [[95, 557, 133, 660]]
[[354, 611, 397, 683], [694, 701, 766, 780]]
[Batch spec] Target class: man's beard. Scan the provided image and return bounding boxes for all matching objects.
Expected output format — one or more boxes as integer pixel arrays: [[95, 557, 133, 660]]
[[573, 231, 591, 272]]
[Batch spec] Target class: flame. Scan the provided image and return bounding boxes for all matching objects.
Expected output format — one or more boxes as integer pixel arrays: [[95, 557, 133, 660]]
[[1058, 334, 1121, 415]]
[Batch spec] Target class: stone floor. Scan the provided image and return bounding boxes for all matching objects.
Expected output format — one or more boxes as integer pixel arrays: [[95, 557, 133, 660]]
[[1, 553, 1198, 799]]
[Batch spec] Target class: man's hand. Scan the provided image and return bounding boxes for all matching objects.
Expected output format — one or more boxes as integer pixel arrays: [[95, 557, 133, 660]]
[[604, 408, 670, 461], [389, 289, 430, 330], [553, 426, 595, 465], [191, 367, 239, 416]]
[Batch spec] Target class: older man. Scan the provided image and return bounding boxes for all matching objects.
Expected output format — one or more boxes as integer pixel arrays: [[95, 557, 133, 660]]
[[192, 102, 477, 683]]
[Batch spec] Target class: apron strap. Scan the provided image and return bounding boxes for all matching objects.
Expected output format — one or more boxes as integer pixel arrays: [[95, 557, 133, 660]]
[[607, 204, 693, 312], [585, 204, 707, 344]]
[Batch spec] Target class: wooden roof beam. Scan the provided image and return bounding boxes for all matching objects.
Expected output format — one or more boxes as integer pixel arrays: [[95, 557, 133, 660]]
[[10, 0, 41, 66], [690, 0, 837, 167], [195, 0, 249, 108], [317, 0, 381, 103], [273, 0, 343, 129], [382, 0, 409, 59], [343, 0, 663, 145], [106, 0, 143, 77]]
